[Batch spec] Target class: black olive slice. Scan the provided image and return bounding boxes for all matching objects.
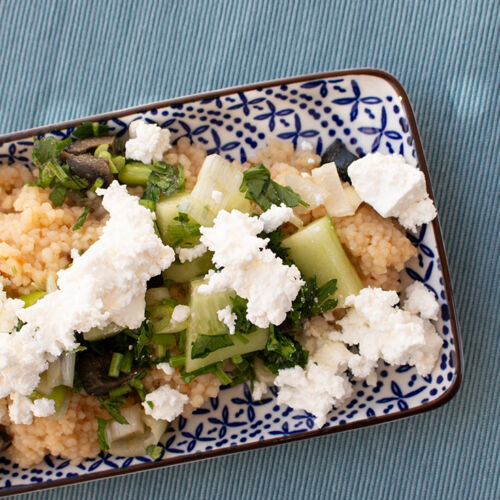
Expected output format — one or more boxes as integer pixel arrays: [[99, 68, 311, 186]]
[[66, 154, 112, 187]]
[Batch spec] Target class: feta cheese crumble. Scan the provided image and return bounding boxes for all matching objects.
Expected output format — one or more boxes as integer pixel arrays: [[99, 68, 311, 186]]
[[275, 357, 352, 428], [217, 305, 237, 334], [125, 119, 171, 164], [0, 182, 175, 399], [170, 305, 190, 324], [251, 381, 268, 401], [199, 209, 304, 328], [330, 287, 442, 376], [403, 281, 440, 320], [274, 281, 443, 426], [200, 210, 266, 268], [259, 203, 293, 233], [8, 393, 55, 425], [347, 153, 436, 231], [157, 362, 175, 376], [142, 385, 188, 422], [176, 243, 207, 263]]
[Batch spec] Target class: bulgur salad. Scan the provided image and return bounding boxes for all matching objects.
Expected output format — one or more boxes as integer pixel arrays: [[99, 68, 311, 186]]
[[0, 119, 440, 467]]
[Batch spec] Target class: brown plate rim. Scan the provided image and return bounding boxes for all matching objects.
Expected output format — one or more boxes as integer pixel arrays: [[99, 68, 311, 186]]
[[0, 67, 463, 497]]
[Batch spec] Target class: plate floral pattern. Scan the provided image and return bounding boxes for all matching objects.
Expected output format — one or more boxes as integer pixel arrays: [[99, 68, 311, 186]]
[[0, 71, 461, 495]]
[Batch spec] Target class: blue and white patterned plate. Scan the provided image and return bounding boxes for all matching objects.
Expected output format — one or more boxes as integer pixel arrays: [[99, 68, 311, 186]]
[[0, 70, 462, 496]]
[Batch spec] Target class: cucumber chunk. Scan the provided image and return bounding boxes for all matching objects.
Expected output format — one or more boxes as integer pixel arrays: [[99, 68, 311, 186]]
[[147, 302, 188, 334], [155, 192, 193, 245], [283, 216, 362, 306], [106, 408, 168, 458], [37, 352, 76, 394], [178, 155, 251, 226], [185, 280, 269, 372], [162, 251, 214, 283]]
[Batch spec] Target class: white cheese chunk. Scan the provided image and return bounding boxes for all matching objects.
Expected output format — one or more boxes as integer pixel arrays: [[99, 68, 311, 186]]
[[8, 393, 55, 425], [259, 203, 293, 233], [8, 393, 35, 425], [403, 281, 440, 320], [251, 358, 275, 401], [299, 317, 378, 385], [171, 305, 190, 324], [347, 153, 436, 230], [142, 385, 188, 422], [408, 319, 444, 376], [157, 362, 175, 376], [330, 287, 442, 376], [199, 209, 304, 328], [275, 360, 352, 429], [251, 381, 268, 401], [125, 119, 171, 164], [200, 210, 266, 267], [398, 197, 437, 232], [32, 397, 56, 418], [1, 182, 175, 399], [176, 243, 207, 263], [217, 305, 236, 334]]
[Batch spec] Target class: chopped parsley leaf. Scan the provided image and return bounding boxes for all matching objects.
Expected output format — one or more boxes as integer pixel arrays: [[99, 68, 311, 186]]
[[229, 296, 257, 335], [32, 136, 72, 168], [288, 277, 338, 327], [72, 122, 109, 140], [140, 162, 185, 210], [261, 228, 293, 266], [240, 164, 308, 211], [190, 334, 234, 359], [167, 213, 201, 247], [258, 326, 308, 374], [97, 417, 109, 451], [98, 396, 128, 424], [72, 205, 90, 231]]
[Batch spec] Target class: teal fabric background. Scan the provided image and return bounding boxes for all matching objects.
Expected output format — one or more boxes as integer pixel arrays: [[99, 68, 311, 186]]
[[1, 0, 498, 498]]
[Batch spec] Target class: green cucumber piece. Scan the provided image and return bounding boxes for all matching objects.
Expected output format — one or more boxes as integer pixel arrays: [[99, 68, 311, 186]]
[[155, 192, 192, 245], [283, 216, 362, 306], [185, 280, 269, 372], [178, 155, 251, 226], [37, 352, 76, 394], [146, 303, 188, 334], [162, 251, 214, 283], [46, 385, 70, 419]]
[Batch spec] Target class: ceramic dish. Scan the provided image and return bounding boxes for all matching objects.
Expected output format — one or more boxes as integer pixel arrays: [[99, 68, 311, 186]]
[[0, 69, 462, 496]]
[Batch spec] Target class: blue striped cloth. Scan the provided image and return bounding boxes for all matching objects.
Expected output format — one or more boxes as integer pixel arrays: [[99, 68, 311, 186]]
[[1, 0, 499, 498]]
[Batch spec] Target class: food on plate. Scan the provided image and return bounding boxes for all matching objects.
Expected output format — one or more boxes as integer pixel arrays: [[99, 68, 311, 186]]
[[0, 119, 441, 467]]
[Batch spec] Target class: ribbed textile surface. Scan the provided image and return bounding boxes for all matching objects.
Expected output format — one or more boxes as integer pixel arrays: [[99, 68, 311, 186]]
[[1, 0, 499, 498]]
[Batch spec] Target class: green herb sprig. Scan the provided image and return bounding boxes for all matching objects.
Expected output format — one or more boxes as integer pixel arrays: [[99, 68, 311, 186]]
[[240, 164, 308, 211], [288, 278, 338, 327]]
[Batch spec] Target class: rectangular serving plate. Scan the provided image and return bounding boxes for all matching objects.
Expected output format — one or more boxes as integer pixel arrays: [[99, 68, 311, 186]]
[[0, 69, 462, 496]]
